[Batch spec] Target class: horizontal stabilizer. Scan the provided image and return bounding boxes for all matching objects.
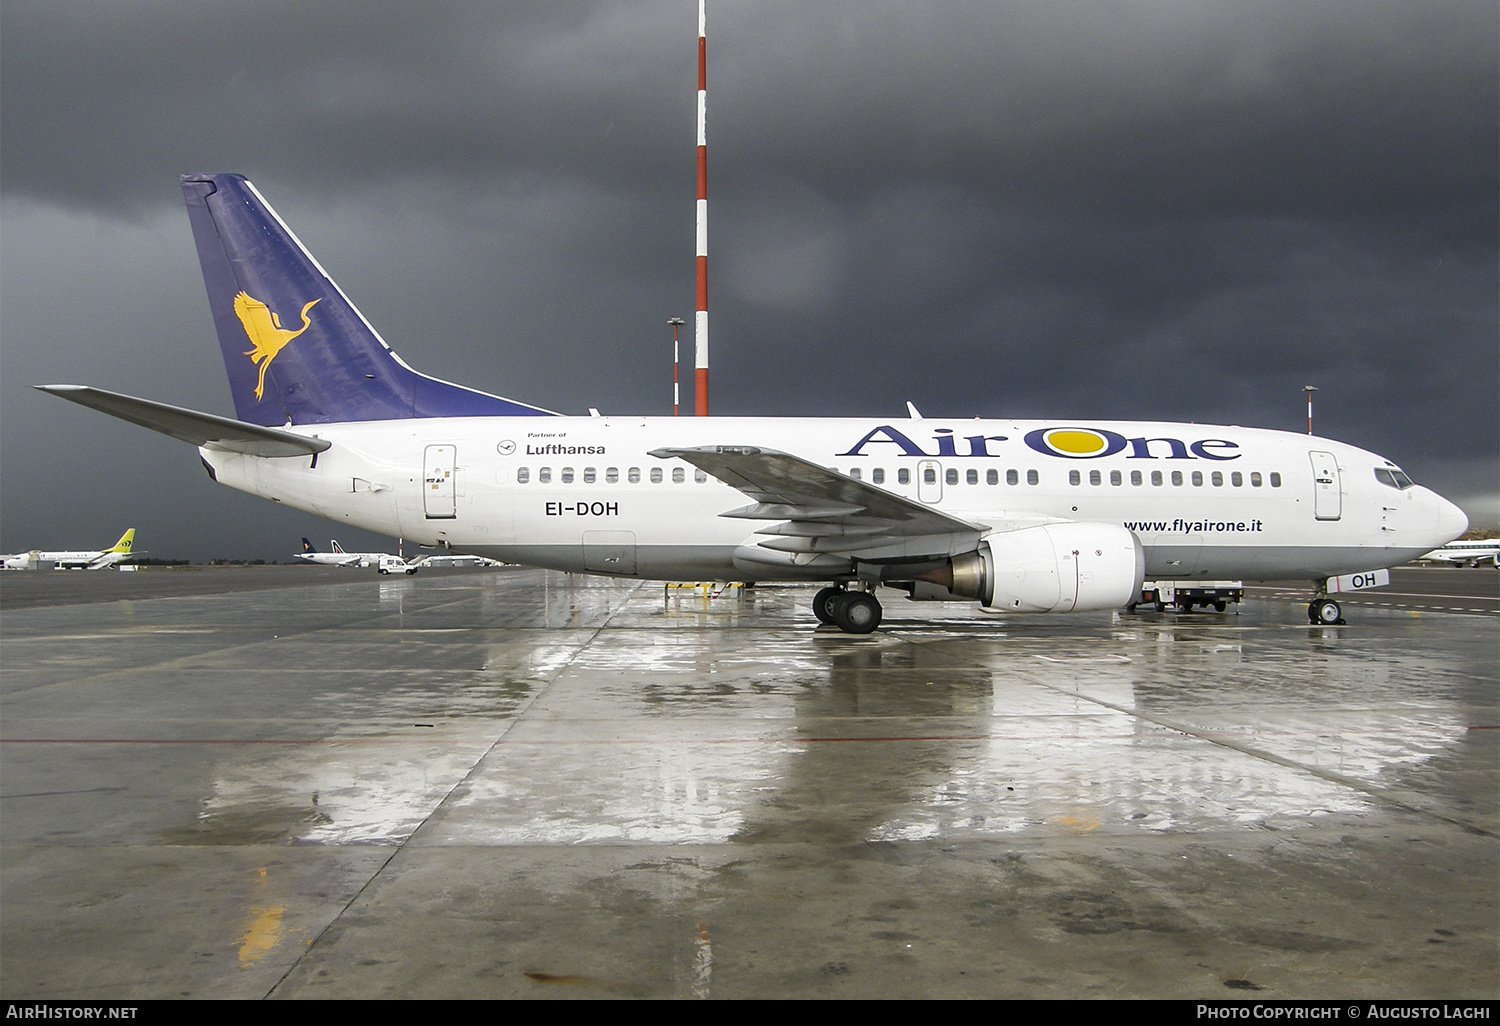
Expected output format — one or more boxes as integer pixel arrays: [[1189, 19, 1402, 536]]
[[36, 385, 331, 458]]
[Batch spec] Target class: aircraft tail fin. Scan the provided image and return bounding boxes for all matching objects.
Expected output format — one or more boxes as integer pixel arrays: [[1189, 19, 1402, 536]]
[[332, 540, 347, 554], [180, 173, 556, 427], [301, 538, 317, 553], [109, 529, 135, 554]]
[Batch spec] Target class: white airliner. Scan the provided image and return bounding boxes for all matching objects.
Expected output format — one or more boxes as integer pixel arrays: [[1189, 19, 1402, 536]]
[[295, 538, 402, 568], [295, 538, 360, 566], [38, 174, 1468, 630], [2, 529, 138, 570], [1418, 538, 1499, 567]]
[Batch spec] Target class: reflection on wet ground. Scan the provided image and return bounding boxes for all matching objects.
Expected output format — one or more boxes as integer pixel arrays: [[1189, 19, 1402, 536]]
[[2, 568, 1495, 998]]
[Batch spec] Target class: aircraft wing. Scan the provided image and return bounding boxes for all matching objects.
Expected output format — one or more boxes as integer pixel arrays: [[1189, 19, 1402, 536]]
[[650, 445, 985, 563], [37, 385, 331, 458]]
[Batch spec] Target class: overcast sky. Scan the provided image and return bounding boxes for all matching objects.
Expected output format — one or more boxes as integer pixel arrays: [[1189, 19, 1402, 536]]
[[2, 0, 1495, 562]]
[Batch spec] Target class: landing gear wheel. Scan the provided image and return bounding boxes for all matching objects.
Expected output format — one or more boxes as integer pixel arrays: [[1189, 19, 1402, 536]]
[[1308, 598, 1342, 625], [1213, 600, 1227, 612], [832, 591, 882, 634], [813, 586, 843, 625]]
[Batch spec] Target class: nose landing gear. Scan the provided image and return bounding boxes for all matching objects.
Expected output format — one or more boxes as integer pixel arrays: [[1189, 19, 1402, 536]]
[[1308, 597, 1343, 625]]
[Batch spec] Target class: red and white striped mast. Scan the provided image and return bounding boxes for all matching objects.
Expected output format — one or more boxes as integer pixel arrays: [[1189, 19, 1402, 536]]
[[668, 316, 685, 416], [693, 0, 710, 416]]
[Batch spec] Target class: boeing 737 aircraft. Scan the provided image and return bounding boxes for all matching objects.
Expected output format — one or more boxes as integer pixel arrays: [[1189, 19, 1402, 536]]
[[39, 174, 1468, 631], [2, 529, 138, 570]]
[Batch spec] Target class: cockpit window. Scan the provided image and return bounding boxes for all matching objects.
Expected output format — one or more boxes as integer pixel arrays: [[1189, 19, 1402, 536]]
[[1375, 467, 1414, 490]]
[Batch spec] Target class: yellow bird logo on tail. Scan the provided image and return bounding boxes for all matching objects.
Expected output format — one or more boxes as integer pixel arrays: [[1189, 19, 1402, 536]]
[[234, 292, 322, 401]]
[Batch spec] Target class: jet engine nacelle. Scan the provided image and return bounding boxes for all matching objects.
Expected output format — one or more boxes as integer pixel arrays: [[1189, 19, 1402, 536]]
[[913, 523, 1145, 613]]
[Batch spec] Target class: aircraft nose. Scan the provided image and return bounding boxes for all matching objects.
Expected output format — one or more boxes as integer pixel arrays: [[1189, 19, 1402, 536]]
[[1433, 493, 1469, 542]]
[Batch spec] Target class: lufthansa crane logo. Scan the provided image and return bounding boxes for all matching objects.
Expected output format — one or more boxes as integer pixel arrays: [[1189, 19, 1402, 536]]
[[234, 291, 321, 401]]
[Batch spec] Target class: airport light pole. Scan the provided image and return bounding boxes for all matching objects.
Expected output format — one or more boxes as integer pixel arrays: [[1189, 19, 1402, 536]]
[[1304, 385, 1317, 435], [668, 317, 685, 416]]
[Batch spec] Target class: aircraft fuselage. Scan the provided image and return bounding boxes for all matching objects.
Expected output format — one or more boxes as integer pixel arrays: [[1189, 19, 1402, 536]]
[[203, 415, 1463, 584]]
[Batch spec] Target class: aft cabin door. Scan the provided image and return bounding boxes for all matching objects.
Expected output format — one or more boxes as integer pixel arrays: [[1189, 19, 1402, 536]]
[[1309, 450, 1341, 521], [423, 445, 457, 519]]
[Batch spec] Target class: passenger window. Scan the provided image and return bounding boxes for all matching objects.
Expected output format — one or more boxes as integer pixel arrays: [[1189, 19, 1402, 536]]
[[1231, 472, 1242, 487], [517, 467, 530, 484], [561, 467, 574, 484], [673, 468, 685, 484], [987, 469, 998, 485], [966, 468, 978, 485], [849, 467, 862, 481], [606, 467, 618, 484], [1131, 470, 1142, 486], [1027, 469, 1039, 485], [650, 467, 663, 484], [1171, 471, 1183, 486], [1192, 471, 1203, 486], [872, 468, 885, 484], [1110, 470, 1122, 486], [628, 467, 640, 483], [923, 467, 936, 485], [583, 467, 596, 484], [1151, 470, 1163, 486], [898, 468, 911, 485], [946, 468, 959, 486], [1089, 470, 1101, 486], [1211, 471, 1223, 486], [1068, 470, 1081, 486], [539, 467, 552, 484], [1270, 472, 1281, 487], [1007, 469, 1019, 485], [1250, 472, 1262, 487], [695, 469, 707, 483]]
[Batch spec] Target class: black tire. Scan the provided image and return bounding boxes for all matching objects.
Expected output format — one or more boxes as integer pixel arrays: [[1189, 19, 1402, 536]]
[[1309, 599, 1341, 625], [832, 591, 882, 634], [1213, 600, 1227, 612], [813, 586, 843, 625]]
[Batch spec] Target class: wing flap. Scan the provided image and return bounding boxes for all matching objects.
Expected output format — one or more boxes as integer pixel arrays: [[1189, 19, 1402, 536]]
[[37, 385, 331, 458], [651, 445, 984, 562]]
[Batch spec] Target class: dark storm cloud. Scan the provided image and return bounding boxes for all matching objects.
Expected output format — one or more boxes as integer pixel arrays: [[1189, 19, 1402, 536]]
[[2, 1, 1495, 560]]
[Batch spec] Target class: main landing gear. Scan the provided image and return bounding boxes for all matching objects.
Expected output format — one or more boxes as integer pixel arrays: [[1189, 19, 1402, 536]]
[[813, 586, 882, 635]]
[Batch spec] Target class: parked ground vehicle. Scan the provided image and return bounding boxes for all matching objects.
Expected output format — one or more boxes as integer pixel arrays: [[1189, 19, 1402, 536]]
[[1128, 581, 1243, 613]]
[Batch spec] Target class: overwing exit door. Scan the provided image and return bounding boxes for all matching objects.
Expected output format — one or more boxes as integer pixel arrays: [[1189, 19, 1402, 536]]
[[917, 460, 943, 503]]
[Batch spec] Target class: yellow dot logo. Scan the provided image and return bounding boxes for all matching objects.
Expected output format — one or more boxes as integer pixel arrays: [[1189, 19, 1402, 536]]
[[1045, 430, 1108, 456]]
